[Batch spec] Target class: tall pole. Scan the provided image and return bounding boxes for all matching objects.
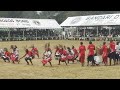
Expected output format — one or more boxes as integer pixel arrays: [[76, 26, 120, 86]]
[[8, 28, 11, 41], [84, 27, 86, 38], [36, 29, 37, 40], [77, 27, 78, 36], [109, 27, 111, 36], [48, 29, 49, 40], [97, 26, 99, 37], [23, 29, 25, 40]]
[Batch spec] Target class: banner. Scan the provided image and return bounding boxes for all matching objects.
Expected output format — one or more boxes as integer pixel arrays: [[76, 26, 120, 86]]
[[60, 13, 120, 26], [0, 18, 61, 29]]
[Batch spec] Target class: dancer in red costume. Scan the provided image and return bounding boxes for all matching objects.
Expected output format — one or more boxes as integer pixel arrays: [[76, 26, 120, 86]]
[[41, 43, 52, 66], [101, 42, 108, 66], [79, 42, 86, 66], [58, 45, 67, 65], [87, 41, 95, 66], [19, 47, 34, 65], [30, 44, 39, 59]]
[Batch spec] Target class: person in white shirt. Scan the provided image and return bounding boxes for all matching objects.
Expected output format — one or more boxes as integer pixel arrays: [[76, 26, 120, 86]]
[[94, 53, 101, 66], [41, 43, 52, 66], [115, 42, 120, 64], [0, 49, 4, 58]]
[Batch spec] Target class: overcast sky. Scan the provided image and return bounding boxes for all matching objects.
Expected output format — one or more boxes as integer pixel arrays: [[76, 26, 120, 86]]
[[36, 11, 43, 15]]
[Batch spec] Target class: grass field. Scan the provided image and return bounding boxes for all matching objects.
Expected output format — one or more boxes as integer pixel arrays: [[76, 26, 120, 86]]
[[0, 40, 120, 79]]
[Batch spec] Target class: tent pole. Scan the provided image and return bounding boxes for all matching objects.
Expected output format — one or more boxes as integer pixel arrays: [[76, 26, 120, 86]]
[[36, 29, 37, 40], [77, 27, 78, 36], [48, 29, 49, 40], [84, 27, 86, 39], [8, 28, 11, 41], [109, 27, 111, 36], [23, 29, 25, 41], [97, 26, 98, 37]]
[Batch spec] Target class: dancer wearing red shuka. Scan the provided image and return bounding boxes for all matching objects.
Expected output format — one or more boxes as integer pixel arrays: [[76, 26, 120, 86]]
[[72, 46, 79, 61], [42, 43, 52, 66], [79, 42, 86, 66], [54, 45, 61, 60], [10, 46, 19, 64], [101, 42, 108, 66], [19, 48, 34, 65], [2, 48, 11, 62], [67, 47, 75, 63], [30, 44, 39, 59], [58, 45, 67, 65]]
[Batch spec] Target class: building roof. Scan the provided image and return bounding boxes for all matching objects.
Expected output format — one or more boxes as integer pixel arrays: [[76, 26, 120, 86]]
[[0, 18, 61, 29], [60, 13, 120, 27]]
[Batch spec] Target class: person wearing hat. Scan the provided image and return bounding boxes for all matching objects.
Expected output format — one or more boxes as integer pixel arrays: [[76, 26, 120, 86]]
[[58, 45, 68, 65], [10, 47, 19, 64], [41, 43, 52, 66]]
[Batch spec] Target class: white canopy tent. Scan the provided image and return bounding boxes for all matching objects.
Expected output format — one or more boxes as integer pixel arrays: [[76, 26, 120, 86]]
[[0, 18, 61, 29], [60, 13, 120, 38], [60, 13, 120, 26], [0, 18, 62, 41]]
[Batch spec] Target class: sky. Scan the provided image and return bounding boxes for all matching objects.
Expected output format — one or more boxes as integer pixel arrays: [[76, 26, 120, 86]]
[[36, 11, 43, 15]]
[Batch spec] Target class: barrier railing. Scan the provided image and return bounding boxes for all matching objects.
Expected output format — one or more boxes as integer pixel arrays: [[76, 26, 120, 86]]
[[0, 36, 120, 41]]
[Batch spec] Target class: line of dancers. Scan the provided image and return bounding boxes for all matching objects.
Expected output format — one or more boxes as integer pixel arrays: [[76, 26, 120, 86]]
[[0, 40, 120, 67]]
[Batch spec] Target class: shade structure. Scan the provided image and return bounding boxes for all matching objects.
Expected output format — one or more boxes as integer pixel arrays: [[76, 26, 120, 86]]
[[60, 13, 120, 27], [0, 18, 62, 29]]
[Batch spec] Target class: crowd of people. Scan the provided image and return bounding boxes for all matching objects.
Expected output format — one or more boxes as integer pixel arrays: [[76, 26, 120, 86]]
[[0, 40, 120, 67], [0, 29, 60, 41], [0, 27, 120, 41]]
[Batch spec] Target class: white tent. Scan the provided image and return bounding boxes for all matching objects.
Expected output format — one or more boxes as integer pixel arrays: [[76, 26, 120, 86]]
[[60, 13, 120, 27], [0, 18, 61, 29]]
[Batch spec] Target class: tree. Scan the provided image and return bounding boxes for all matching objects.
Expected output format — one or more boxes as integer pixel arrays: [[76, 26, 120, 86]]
[[20, 11, 40, 19], [7, 11, 23, 18], [0, 11, 9, 17]]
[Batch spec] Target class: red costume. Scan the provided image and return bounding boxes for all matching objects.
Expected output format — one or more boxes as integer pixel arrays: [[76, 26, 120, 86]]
[[60, 49, 68, 62], [79, 45, 86, 63], [73, 48, 78, 58], [55, 48, 61, 60], [42, 49, 52, 65], [31, 47, 39, 58], [19, 50, 33, 60], [10, 48, 19, 62], [110, 41, 115, 52], [102, 44, 108, 63], [4, 51, 11, 59], [87, 44, 95, 56]]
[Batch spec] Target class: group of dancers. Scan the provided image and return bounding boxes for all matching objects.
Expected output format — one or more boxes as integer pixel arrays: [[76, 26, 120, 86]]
[[0, 44, 39, 65], [54, 40, 119, 67], [0, 40, 120, 67]]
